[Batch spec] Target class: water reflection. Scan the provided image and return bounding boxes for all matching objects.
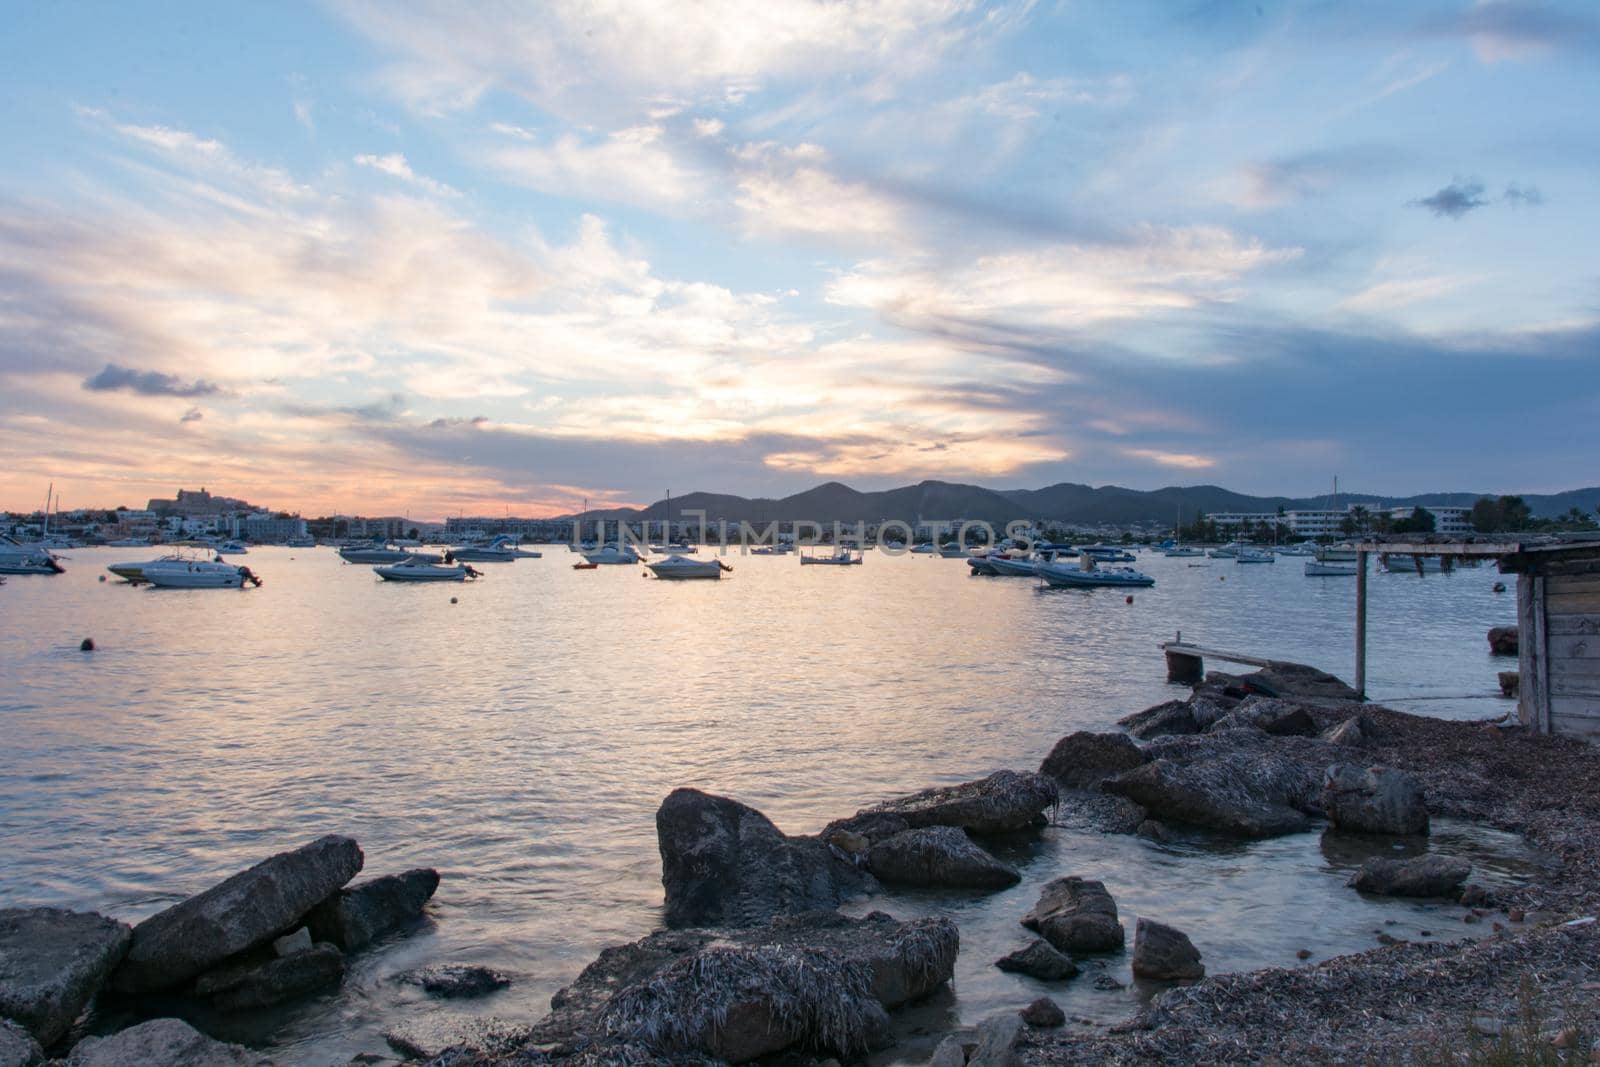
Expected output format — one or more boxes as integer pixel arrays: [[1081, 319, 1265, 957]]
[[0, 546, 1526, 1061]]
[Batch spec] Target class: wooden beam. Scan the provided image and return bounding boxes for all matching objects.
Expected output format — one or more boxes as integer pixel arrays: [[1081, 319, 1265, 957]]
[[1158, 642, 1276, 669]]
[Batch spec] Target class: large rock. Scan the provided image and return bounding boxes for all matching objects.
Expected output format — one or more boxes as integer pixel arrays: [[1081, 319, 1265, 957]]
[[1349, 855, 1472, 897], [0, 908, 130, 1048], [866, 827, 1020, 889], [111, 836, 362, 993], [656, 790, 875, 927], [1102, 729, 1333, 837], [969, 1012, 1023, 1067], [192, 943, 343, 1010], [1039, 731, 1148, 788], [0, 1020, 42, 1067], [383, 1015, 530, 1061], [1488, 626, 1519, 656], [1322, 765, 1429, 835], [1207, 697, 1317, 737], [1118, 700, 1198, 740], [395, 963, 511, 998], [63, 1018, 271, 1067], [1322, 713, 1370, 747], [530, 911, 956, 1064], [994, 939, 1078, 981], [859, 771, 1058, 835], [1131, 918, 1204, 980], [304, 867, 437, 951], [1020, 878, 1124, 953]]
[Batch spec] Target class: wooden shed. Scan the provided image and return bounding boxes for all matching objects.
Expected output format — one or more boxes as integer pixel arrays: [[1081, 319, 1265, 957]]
[[1501, 541, 1600, 740]]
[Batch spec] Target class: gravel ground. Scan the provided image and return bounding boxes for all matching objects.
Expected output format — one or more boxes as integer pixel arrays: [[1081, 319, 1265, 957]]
[[1026, 704, 1600, 1065]]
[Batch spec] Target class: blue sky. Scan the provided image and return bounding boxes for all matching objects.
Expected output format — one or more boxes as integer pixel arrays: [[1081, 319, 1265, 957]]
[[1, 1, 1596, 516]]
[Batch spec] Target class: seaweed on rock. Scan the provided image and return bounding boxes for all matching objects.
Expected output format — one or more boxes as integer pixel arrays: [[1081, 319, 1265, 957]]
[[598, 944, 885, 1062]]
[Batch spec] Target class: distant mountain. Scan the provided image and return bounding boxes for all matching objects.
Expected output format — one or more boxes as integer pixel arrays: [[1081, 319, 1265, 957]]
[[573, 480, 1600, 527]]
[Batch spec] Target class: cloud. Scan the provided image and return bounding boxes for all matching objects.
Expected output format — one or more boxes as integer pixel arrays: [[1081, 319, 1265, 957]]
[[483, 125, 700, 210], [83, 363, 222, 397], [1410, 179, 1489, 218], [353, 152, 458, 197], [1337, 274, 1484, 313], [1503, 182, 1545, 206], [1417, 0, 1600, 63], [1123, 448, 1215, 470], [733, 142, 908, 242], [180, 407, 204, 423]]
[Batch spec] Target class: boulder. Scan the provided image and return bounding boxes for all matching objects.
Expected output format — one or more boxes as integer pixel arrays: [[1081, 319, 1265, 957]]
[[530, 911, 957, 1060], [1131, 918, 1204, 981], [1103, 757, 1311, 838], [1349, 856, 1472, 898], [656, 790, 876, 928], [1488, 626, 1519, 656], [969, 1012, 1023, 1067], [928, 1033, 967, 1067], [1498, 671, 1519, 697], [1039, 731, 1147, 788], [1322, 714, 1370, 747], [1241, 662, 1363, 703], [821, 811, 911, 847], [1207, 697, 1317, 737], [193, 942, 343, 1010], [304, 868, 438, 951], [1053, 791, 1147, 835], [994, 939, 1078, 982], [111, 836, 362, 993], [1019, 996, 1065, 1028], [63, 1018, 271, 1066], [0, 907, 131, 1047], [866, 827, 1020, 889], [383, 1015, 530, 1061], [859, 771, 1058, 835], [0, 1020, 42, 1067], [1020, 878, 1124, 953], [1322, 765, 1429, 835], [395, 963, 511, 998], [1118, 700, 1197, 740]]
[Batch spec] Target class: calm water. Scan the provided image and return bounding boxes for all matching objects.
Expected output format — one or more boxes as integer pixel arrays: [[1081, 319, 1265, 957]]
[[0, 546, 1535, 1063]]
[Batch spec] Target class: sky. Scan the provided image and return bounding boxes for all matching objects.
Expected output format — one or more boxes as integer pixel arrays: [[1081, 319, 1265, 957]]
[[1, 1, 1596, 518]]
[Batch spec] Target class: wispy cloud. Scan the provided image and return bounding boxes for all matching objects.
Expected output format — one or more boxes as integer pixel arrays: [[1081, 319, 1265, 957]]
[[83, 363, 222, 398], [353, 152, 457, 197], [1410, 179, 1490, 218]]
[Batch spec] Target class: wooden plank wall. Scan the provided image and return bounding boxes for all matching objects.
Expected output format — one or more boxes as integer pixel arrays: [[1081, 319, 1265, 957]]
[[1545, 572, 1600, 740]]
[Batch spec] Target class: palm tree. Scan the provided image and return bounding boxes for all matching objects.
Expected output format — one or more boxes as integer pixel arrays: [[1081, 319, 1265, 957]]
[[1350, 505, 1371, 535]]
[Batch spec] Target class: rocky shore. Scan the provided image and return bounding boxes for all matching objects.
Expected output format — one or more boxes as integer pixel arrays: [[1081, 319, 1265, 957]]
[[5, 661, 1600, 1066]]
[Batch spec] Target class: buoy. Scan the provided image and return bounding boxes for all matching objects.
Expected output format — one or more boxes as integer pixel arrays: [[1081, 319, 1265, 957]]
[[450, 596, 458, 604], [1220, 576, 1226, 581], [1125, 595, 1133, 604], [98, 574, 106, 582], [1492, 582, 1506, 593], [79, 638, 95, 652]]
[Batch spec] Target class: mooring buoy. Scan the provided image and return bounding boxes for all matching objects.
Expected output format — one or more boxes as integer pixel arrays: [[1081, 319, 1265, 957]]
[[80, 638, 95, 652]]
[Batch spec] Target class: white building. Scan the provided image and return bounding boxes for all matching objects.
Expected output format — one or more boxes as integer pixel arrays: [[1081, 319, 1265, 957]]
[[1207, 511, 1281, 532], [1385, 505, 1472, 535], [242, 514, 308, 543]]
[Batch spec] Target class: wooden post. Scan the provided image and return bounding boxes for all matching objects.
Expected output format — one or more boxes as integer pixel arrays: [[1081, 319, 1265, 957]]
[[1165, 649, 1204, 684], [1355, 549, 1368, 699]]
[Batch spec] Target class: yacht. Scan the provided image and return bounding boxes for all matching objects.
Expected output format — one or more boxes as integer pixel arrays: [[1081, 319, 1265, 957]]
[[1164, 545, 1205, 558], [909, 542, 936, 554], [1315, 545, 1360, 563], [142, 559, 261, 588], [1036, 552, 1155, 588], [1305, 560, 1358, 576], [0, 537, 64, 575], [938, 543, 968, 558], [1383, 553, 1446, 573], [451, 535, 522, 562], [649, 543, 698, 556], [219, 540, 248, 555], [1236, 548, 1275, 563], [647, 555, 728, 580], [800, 546, 862, 565], [1275, 544, 1316, 557], [1081, 544, 1136, 563], [339, 543, 442, 565], [584, 544, 642, 565], [374, 559, 481, 582], [750, 542, 793, 556], [1208, 542, 1246, 559]]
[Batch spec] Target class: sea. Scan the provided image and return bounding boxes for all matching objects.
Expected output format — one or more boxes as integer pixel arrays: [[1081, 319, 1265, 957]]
[[0, 545, 1545, 1062]]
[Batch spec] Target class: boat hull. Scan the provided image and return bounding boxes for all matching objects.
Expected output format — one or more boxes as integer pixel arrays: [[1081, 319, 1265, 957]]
[[1037, 563, 1155, 588], [374, 564, 473, 581], [1305, 562, 1358, 576]]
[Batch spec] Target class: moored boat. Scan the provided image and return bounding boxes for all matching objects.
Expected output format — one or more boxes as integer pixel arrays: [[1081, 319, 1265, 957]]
[[142, 559, 261, 588], [0, 537, 64, 575], [1305, 560, 1358, 576], [800, 546, 862, 565], [647, 555, 729, 579], [374, 559, 481, 582], [339, 543, 442, 565], [1164, 545, 1205, 557], [584, 544, 642, 565], [1236, 548, 1275, 563], [1036, 552, 1155, 588]]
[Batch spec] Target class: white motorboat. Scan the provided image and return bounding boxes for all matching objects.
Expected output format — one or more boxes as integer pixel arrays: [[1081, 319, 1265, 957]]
[[142, 559, 261, 588], [451, 536, 522, 562], [1315, 545, 1360, 563], [800, 546, 862, 565], [287, 536, 315, 548], [1305, 560, 1358, 576], [648, 555, 729, 580], [339, 543, 442, 565], [108, 546, 222, 583], [1036, 552, 1155, 588], [374, 559, 481, 582], [1164, 546, 1205, 557], [584, 544, 642, 565], [1081, 544, 1137, 562], [988, 552, 1045, 576], [909, 542, 936, 554], [219, 540, 248, 555], [750, 543, 793, 556], [0, 537, 64, 575], [1236, 549, 1275, 563], [938, 543, 968, 558], [1275, 544, 1316, 557], [1208, 542, 1246, 558]]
